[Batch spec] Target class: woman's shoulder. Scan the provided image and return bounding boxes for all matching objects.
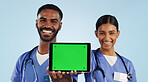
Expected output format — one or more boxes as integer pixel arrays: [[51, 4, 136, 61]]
[[118, 55, 135, 70], [119, 55, 132, 63], [91, 50, 98, 54]]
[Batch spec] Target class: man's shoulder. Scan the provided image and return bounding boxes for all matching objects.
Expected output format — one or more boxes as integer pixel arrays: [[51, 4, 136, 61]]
[[16, 50, 32, 64], [18, 46, 38, 62], [19, 51, 30, 59]]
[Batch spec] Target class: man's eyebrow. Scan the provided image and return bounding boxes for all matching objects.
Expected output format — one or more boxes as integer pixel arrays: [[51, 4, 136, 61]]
[[39, 17, 46, 20], [51, 19, 59, 21]]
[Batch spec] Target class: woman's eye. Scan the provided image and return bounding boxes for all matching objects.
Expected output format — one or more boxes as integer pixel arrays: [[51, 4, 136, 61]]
[[110, 32, 115, 34], [99, 32, 104, 34]]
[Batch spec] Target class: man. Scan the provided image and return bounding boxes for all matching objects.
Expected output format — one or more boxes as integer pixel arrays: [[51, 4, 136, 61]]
[[11, 4, 77, 82]]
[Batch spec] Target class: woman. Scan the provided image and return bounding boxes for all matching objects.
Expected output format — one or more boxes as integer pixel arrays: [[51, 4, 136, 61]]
[[85, 15, 137, 82]]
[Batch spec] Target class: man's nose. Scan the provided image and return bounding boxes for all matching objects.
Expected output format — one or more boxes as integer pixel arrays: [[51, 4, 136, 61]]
[[44, 21, 52, 28]]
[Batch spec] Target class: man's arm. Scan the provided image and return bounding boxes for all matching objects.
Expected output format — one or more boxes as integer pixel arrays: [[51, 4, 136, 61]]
[[11, 58, 21, 82], [46, 67, 80, 82]]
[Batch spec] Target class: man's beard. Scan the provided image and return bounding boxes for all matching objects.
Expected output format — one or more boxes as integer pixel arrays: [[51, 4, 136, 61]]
[[37, 26, 59, 42]]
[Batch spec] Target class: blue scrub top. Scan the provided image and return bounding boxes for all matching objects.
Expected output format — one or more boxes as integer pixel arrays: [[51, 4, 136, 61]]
[[84, 50, 137, 82], [11, 47, 78, 82]]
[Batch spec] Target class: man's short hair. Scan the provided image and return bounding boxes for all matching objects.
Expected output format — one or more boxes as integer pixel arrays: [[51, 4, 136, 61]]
[[37, 4, 63, 20]]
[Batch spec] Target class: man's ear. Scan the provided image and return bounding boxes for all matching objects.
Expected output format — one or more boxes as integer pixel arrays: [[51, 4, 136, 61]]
[[95, 30, 98, 38], [58, 22, 62, 30]]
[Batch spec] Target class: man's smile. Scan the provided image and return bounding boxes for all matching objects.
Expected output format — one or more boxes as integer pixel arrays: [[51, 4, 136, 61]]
[[42, 30, 53, 36]]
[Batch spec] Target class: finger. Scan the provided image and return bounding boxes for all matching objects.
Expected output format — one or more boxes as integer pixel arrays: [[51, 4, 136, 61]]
[[46, 67, 51, 76], [52, 71, 57, 79], [62, 72, 65, 75], [70, 71, 73, 75], [66, 72, 69, 74], [80, 71, 84, 74], [74, 70, 77, 75], [57, 71, 63, 78]]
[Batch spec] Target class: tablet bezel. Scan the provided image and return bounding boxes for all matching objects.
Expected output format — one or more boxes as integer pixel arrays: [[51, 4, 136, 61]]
[[49, 43, 91, 72]]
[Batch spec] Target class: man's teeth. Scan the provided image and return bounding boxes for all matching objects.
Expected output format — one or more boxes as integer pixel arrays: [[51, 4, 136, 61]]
[[43, 30, 52, 33]]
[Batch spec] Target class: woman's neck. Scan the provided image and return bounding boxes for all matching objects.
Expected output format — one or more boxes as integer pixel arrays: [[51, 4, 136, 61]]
[[99, 48, 117, 56]]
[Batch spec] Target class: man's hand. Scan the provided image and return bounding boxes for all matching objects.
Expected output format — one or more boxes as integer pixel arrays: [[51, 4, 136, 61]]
[[46, 67, 72, 82], [46, 67, 83, 82]]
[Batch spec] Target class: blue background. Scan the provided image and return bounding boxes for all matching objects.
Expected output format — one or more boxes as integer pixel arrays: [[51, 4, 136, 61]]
[[0, 0, 147, 81]]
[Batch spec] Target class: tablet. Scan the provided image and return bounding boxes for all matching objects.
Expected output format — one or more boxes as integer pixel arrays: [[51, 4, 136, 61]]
[[49, 43, 91, 72]]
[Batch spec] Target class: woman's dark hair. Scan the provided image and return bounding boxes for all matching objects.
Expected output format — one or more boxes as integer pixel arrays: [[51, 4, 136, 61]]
[[96, 15, 119, 31], [37, 4, 63, 20]]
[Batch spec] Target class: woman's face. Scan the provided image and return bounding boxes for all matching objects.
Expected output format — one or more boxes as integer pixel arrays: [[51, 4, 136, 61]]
[[95, 23, 120, 51]]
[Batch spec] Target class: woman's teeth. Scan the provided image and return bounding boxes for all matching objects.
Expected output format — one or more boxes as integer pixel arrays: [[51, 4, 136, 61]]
[[103, 42, 111, 44]]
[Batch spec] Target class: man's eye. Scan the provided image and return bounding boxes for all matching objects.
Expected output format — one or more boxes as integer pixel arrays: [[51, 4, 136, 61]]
[[40, 20, 46, 22], [51, 20, 57, 23]]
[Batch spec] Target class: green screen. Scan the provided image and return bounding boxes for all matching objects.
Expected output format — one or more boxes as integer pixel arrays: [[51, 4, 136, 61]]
[[52, 44, 87, 71]]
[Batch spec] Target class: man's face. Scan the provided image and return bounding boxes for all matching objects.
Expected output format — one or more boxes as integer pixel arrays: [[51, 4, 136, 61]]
[[36, 9, 62, 42], [95, 23, 120, 50]]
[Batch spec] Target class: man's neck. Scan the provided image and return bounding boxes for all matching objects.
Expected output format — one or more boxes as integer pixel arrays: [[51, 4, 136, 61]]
[[38, 39, 56, 55]]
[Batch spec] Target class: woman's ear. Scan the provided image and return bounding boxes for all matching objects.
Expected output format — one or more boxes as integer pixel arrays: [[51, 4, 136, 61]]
[[117, 30, 120, 38], [36, 20, 38, 28]]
